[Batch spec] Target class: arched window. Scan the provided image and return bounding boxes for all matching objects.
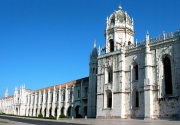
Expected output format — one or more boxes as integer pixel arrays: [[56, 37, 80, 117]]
[[163, 56, 173, 95], [128, 41, 131, 45], [109, 39, 114, 52], [106, 90, 112, 108], [111, 18, 115, 24]]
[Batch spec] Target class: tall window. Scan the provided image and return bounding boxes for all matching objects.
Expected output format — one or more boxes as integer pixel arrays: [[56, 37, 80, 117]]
[[85, 87, 88, 97], [135, 91, 139, 107], [108, 69, 113, 83], [51, 92, 53, 102], [46, 92, 48, 103], [41, 94, 43, 103], [56, 91, 59, 102], [106, 90, 112, 108], [134, 64, 138, 80], [133, 89, 139, 108], [109, 40, 114, 52], [78, 90, 80, 98], [37, 95, 39, 104], [163, 56, 173, 95], [62, 90, 65, 101]]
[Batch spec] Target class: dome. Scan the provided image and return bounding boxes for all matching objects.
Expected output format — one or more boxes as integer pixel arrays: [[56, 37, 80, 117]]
[[116, 6, 126, 22], [108, 6, 132, 25]]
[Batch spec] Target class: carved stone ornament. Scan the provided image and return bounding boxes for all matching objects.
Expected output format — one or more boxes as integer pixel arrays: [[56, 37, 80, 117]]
[[133, 55, 137, 62]]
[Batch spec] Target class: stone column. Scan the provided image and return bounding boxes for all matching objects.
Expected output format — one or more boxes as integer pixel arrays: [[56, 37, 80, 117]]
[[42, 89, 45, 117], [52, 86, 56, 116], [119, 47, 126, 118], [72, 84, 75, 117], [144, 32, 153, 120], [57, 85, 61, 118], [46, 88, 50, 117], [64, 84, 68, 116]]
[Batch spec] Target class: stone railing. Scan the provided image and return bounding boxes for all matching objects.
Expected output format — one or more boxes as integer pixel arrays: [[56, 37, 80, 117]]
[[126, 40, 146, 50], [150, 30, 180, 43], [126, 30, 180, 50]]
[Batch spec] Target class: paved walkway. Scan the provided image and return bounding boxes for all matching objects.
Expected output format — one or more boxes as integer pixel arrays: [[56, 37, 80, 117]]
[[0, 115, 180, 125]]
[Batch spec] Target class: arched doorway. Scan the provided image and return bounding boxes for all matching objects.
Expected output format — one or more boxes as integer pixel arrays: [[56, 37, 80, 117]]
[[67, 106, 71, 117], [36, 108, 38, 116], [32, 109, 33, 116], [40, 108, 42, 114], [55, 107, 58, 117], [49, 107, 52, 116], [28, 109, 30, 116], [61, 107, 64, 115], [16, 108, 18, 115], [75, 105, 81, 118], [84, 106, 87, 116], [44, 108, 46, 117]]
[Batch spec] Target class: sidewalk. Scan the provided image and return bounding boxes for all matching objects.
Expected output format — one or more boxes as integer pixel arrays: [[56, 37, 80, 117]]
[[0, 115, 180, 125]]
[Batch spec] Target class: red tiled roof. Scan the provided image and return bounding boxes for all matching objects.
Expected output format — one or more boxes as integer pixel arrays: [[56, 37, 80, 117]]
[[34, 77, 89, 93]]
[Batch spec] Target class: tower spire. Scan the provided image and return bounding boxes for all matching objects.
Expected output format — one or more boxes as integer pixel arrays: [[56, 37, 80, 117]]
[[94, 40, 96, 48], [5, 88, 8, 97]]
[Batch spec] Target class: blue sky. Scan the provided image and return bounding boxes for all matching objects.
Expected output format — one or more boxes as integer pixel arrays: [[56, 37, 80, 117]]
[[0, 0, 180, 98]]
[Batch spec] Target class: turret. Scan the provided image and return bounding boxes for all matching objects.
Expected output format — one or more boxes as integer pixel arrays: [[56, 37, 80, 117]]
[[105, 5, 134, 53], [5, 88, 8, 97], [88, 41, 98, 118]]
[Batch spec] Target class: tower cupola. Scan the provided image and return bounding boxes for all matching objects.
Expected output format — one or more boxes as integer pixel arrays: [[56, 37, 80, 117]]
[[105, 6, 134, 53]]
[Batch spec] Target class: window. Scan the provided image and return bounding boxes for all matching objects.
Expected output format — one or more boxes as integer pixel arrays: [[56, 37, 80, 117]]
[[37, 96, 39, 104], [134, 64, 138, 80], [56, 91, 59, 102], [128, 41, 131, 45], [109, 40, 114, 52], [106, 90, 112, 108], [85, 87, 88, 97], [135, 91, 139, 107], [133, 89, 139, 108], [46, 93, 48, 103], [163, 56, 173, 95], [62, 90, 65, 101], [111, 18, 115, 24], [41, 94, 43, 103], [51, 92, 53, 102], [108, 69, 113, 83], [78, 90, 80, 98]]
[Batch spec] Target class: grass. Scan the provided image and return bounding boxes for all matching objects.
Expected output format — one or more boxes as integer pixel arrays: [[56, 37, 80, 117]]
[[0, 120, 9, 124]]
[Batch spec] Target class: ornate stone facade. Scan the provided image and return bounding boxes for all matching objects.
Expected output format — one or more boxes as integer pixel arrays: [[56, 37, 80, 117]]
[[1, 5, 180, 120], [96, 6, 180, 119]]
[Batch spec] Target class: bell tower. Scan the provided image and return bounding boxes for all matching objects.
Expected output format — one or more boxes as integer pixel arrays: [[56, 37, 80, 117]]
[[88, 41, 98, 118], [105, 6, 134, 53]]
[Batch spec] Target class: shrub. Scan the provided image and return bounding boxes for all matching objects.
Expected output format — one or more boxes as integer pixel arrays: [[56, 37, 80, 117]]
[[59, 114, 66, 118], [49, 115, 55, 119], [38, 114, 43, 118]]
